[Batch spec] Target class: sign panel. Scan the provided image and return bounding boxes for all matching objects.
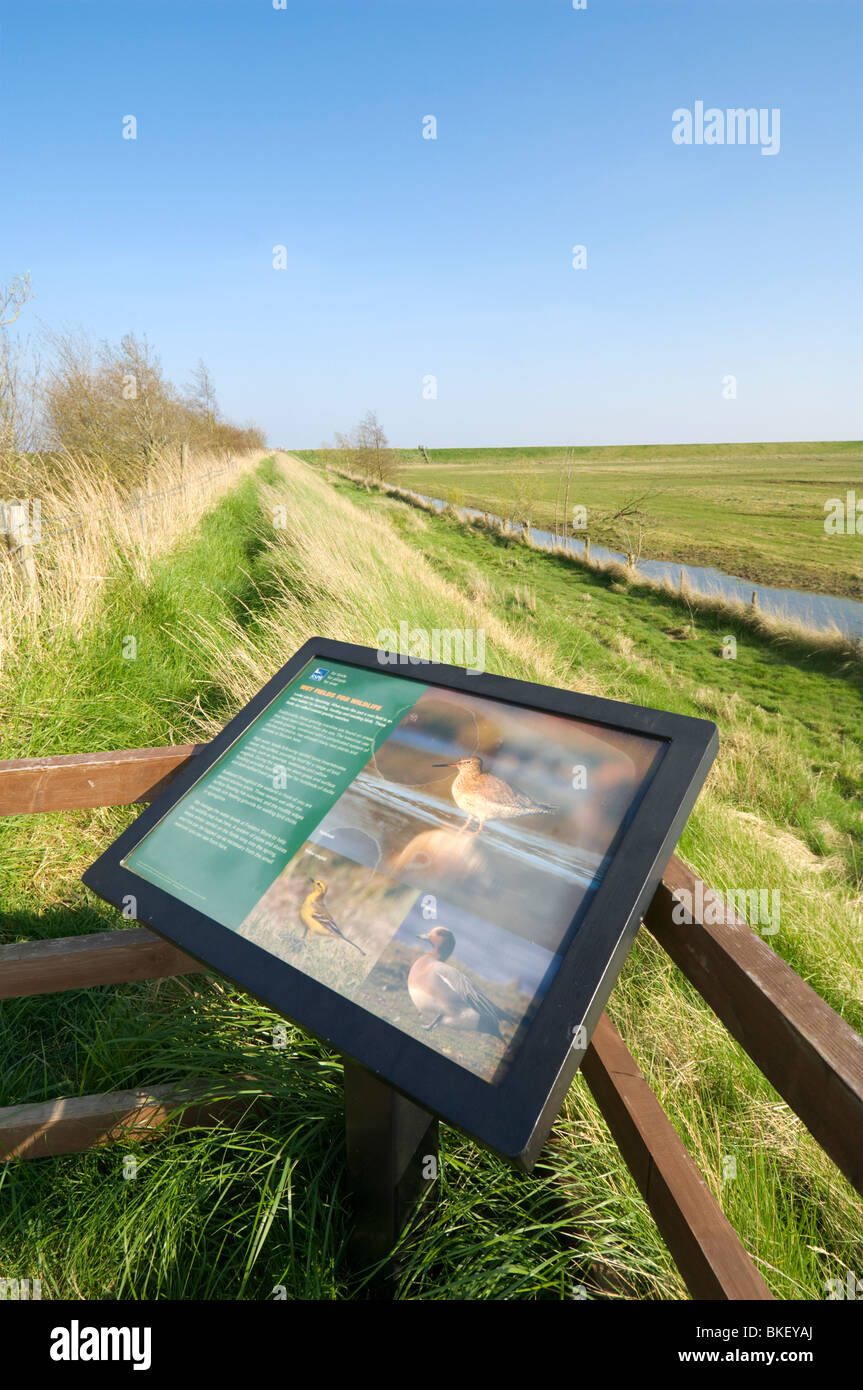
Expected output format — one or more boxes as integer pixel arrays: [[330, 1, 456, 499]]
[[83, 639, 718, 1164]]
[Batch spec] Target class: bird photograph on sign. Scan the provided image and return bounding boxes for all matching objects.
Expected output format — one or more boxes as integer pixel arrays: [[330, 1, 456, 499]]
[[236, 853, 416, 998], [355, 898, 558, 1082], [432, 756, 556, 836], [312, 682, 663, 944], [143, 661, 667, 1084]]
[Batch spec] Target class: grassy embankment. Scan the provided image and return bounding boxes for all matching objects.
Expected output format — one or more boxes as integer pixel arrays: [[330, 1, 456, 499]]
[[299, 461, 863, 668], [1, 451, 860, 1300], [298, 441, 863, 601]]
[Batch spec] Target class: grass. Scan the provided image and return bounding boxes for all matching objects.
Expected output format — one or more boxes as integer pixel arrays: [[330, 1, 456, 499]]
[[307, 464, 863, 668], [1, 449, 861, 1301], [297, 441, 863, 600], [1, 463, 281, 760]]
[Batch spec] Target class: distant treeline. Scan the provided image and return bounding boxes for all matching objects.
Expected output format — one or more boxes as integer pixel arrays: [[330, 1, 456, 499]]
[[1, 272, 266, 490]]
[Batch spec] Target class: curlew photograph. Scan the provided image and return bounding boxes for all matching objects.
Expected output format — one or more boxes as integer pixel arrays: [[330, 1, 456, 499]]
[[309, 682, 664, 945]]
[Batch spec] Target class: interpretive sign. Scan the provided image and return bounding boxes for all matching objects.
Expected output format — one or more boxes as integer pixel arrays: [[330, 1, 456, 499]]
[[83, 638, 718, 1164]]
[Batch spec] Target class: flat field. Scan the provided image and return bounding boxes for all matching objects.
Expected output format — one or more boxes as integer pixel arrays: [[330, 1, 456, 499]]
[[299, 441, 862, 599]]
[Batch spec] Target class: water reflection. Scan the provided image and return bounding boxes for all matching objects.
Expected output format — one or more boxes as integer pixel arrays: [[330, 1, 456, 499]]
[[418, 494, 863, 640]]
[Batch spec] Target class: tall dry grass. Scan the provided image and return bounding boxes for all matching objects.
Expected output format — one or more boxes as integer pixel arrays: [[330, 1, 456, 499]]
[[170, 452, 574, 745], [0, 447, 267, 674]]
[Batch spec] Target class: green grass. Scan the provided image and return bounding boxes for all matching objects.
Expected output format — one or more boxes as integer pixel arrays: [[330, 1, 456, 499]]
[[325, 473, 863, 988], [1, 457, 283, 761], [297, 441, 863, 599], [1, 451, 861, 1302]]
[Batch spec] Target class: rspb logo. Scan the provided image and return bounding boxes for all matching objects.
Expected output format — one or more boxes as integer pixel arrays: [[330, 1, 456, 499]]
[[310, 668, 329, 681]]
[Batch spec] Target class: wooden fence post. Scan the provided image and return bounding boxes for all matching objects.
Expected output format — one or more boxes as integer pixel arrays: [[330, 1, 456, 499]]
[[2, 501, 38, 594]]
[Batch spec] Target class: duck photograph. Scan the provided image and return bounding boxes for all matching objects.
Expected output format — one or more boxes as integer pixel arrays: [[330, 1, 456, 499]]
[[355, 898, 559, 1082]]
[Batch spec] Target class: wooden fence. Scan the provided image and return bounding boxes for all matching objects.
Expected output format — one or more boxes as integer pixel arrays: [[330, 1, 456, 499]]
[[2, 742, 862, 1300]]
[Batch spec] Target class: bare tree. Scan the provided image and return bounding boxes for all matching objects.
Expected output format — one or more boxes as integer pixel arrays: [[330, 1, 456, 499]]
[[42, 329, 263, 481], [587, 489, 661, 562], [109, 333, 187, 465], [43, 330, 116, 466], [43, 330, 173, 479], [351, 410, 400, 483], [502, 469, 538, 530], [0, 273, 34, 330], [551, 454, 575, 544], [333, 430, 357, 472], [186, 359, 219, 429], [0, 273, 39, 486], [2, 276, 265, 487]]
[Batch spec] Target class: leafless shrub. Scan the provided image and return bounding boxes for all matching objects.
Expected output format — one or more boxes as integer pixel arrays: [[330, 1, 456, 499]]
[[0, 273, 40, 488], [331, 410, 400, 483]]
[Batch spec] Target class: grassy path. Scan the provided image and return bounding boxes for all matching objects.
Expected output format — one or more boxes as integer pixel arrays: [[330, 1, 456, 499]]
[[1, 452, 861, 1300]]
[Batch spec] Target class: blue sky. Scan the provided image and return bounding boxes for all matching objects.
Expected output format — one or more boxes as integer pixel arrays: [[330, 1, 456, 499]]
[[2, 0, 860, 447]]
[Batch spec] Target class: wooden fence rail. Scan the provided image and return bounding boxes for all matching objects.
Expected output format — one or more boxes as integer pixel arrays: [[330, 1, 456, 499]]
[[645, 861, 863, 1197], [2, 742, 862, 1300]]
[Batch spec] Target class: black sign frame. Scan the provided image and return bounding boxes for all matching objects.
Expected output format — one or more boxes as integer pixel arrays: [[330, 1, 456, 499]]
[[83, 637, 718, 1167]]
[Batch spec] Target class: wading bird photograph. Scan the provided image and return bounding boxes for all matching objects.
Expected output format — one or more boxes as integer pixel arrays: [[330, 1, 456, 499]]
[[432, 755, 557, 836], [307, 683, 664, 945]]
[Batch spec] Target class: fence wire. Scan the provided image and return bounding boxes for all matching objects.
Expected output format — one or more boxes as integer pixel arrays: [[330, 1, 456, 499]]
[[2, 458, 243, 552]]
